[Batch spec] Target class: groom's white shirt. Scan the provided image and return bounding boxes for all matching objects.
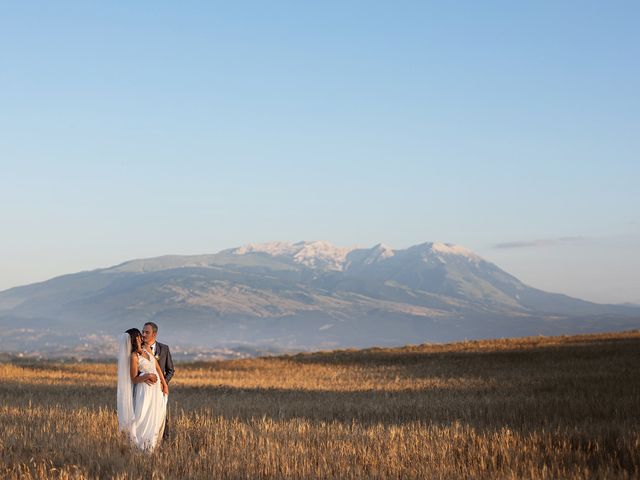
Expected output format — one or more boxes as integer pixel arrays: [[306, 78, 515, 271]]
[[149, 342, 157, 355]]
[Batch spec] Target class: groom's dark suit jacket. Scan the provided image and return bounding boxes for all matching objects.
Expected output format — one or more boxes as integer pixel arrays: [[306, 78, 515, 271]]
[[152, 341, 175, 383]]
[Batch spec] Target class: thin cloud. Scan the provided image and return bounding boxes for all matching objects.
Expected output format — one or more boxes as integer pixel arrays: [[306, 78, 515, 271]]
[[493, 236, 589, 249]]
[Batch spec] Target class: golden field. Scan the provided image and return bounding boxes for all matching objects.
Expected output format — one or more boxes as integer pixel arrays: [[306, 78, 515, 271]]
[[1, 331, 639, 479]]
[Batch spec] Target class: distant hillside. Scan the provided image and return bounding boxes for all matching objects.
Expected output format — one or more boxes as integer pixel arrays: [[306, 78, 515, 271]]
[[0, 240, 638, 358]]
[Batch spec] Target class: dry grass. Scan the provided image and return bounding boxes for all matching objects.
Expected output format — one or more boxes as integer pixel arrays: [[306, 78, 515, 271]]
[[1, 331, 639, 479]]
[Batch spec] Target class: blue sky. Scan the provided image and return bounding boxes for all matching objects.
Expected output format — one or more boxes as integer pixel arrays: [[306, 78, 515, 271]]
[[1, 1, 639, 303]]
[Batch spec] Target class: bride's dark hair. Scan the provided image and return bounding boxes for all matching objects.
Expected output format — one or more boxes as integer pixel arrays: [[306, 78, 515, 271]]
[[125, 328, 142, 354]]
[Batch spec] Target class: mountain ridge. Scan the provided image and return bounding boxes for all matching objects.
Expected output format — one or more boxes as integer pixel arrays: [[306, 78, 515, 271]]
[[0, 240, 638, 358]]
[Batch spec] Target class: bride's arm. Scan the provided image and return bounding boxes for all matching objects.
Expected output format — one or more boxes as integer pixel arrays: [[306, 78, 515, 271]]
[[129, 352, 139, 382], [154, 356, 169, 395]]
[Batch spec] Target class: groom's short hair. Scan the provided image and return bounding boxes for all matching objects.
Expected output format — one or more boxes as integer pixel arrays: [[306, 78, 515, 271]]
[[144, 321, 158, 334]]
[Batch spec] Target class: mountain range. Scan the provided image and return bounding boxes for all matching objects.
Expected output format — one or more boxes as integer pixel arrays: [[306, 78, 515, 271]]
[[0, 240, 638, 359]]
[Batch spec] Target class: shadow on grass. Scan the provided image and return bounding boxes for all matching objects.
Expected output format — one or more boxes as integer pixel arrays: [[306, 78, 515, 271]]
[[1, 375, 636, 431]]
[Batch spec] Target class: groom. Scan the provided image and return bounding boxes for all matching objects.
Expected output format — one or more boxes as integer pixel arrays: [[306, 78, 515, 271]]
[[141, 321, 175, 439]]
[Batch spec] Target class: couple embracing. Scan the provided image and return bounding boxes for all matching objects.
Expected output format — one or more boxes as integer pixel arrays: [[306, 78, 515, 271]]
[[116, 322, 175, 451]]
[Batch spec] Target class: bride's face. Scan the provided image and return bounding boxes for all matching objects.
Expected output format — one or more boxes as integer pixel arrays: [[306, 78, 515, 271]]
[[135, 335, 142, 350]]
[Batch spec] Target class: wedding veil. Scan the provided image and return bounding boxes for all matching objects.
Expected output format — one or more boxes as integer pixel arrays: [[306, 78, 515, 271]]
[[117, 333, 135, 432]]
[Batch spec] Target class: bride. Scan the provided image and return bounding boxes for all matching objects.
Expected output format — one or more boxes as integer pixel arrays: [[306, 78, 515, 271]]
[[117, 328, 169, 451]]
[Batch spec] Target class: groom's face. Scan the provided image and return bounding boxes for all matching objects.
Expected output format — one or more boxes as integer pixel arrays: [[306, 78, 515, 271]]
[[142, 325, 156, 345]]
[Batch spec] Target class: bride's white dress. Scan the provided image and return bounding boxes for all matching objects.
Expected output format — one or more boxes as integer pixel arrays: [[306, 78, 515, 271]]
[[131, 352, 167, 451], [117, 334, 167, 452]]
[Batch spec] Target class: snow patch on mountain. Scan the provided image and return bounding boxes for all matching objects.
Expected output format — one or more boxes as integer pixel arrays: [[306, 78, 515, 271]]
[[431, 242, 481, 261], [233, 241, 301, 257], [292, 241, 351, 270], [232, 240, 482, 270], [361, 243, 395, 265], [232, 241, 352, 270]]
